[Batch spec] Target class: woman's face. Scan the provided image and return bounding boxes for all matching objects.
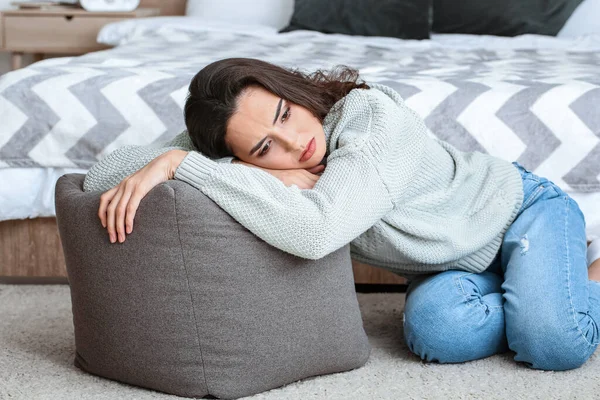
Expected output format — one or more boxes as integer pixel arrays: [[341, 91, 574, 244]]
[[225, 85, 327, 170]]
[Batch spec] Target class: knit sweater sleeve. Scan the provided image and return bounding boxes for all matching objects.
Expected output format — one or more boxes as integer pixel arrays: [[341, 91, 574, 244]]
[[175, 147, 394, 260], [82, 130, 234, 193]]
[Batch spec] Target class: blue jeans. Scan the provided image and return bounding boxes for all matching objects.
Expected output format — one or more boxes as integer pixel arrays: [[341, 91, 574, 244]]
[[402, 162, 600, 370]]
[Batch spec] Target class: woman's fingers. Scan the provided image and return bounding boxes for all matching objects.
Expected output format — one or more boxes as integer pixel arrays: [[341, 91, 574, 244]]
[[309, 174, 320, 189], [112, 181, 151, 243], [106, 188, 125, 243], [125, 193, 142, 235], [301, 176, 312, 189], [98, 186, 119, 228], [289, 169, 321, 189], [305, 164, 325, 174], [115, 182, 135, 243], [98, 158, 172, 243], [303, 171, 320, 189]]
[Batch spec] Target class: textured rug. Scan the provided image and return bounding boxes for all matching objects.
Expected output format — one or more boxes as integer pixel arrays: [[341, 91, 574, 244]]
[[1, 284, 599, 400]]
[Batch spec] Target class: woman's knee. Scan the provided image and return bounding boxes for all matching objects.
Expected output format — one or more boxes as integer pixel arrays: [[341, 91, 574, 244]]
[[403, 270, 506, 363], [506, 316, 597, 370]]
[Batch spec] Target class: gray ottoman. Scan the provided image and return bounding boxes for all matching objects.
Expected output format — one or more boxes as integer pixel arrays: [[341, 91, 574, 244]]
[[54, 173, 371, 399]]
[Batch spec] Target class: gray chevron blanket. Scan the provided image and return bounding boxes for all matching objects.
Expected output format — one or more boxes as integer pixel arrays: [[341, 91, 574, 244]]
[[0, 27, 598, 192]]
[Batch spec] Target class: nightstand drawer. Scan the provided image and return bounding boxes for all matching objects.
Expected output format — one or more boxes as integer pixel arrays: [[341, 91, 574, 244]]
[[4, 15, 127, 53]]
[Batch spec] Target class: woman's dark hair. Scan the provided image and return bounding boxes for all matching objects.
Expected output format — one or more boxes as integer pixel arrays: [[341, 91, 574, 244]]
[[183, 57, 370, 159]]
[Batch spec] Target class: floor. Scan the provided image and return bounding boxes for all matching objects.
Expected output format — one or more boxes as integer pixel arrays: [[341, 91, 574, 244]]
[[1, 284, 599, 399]]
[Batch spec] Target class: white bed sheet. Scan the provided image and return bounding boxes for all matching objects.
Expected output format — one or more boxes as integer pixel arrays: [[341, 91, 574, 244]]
[[1, 29, 599, 240]]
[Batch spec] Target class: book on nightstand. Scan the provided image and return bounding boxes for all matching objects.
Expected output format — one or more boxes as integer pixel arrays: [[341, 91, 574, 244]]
[[10, 1, 80, 10]]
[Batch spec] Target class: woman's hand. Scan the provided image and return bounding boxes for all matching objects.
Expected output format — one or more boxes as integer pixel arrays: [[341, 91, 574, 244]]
[[233, 159, 325, 189], [266, 167, 325, 189], [98, 150, 188, 244]]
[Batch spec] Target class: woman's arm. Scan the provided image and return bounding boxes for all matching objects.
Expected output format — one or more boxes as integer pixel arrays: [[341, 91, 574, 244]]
[[172, 147, 394, 260], [82, 130, 234, 193], [99, 150, 325, 245]]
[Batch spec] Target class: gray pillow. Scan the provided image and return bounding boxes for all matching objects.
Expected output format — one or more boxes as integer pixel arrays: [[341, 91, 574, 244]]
[[279, 0, 432, 40], [432, 0, 584, 36], [54, 174, 370, 399]]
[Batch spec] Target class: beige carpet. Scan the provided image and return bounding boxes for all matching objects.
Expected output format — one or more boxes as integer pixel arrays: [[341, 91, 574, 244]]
[[1, 284, 599, 400]]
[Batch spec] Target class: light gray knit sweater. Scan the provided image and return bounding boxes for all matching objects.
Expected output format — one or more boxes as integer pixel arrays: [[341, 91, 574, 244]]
[[83, 83, 524, 277]]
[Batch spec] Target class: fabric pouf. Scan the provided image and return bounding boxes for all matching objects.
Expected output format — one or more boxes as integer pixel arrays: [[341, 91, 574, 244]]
[[54, 173, 371, 399]]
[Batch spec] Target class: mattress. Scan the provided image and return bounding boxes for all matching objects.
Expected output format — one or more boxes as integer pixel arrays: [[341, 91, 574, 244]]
[[0, 22, 598, 240]]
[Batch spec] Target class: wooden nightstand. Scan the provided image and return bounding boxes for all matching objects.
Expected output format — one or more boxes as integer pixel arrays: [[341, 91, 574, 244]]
[[0, 6, 160, 70]]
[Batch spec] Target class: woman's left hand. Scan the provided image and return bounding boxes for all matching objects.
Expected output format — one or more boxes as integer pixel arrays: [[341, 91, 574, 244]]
[[98, 150, 188, 244]]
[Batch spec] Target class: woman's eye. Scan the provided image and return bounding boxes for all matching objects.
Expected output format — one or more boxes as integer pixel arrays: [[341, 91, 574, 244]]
[[281, 106, 291, 123], [259, 106, 290, 157], [259, 141, 271, 156]]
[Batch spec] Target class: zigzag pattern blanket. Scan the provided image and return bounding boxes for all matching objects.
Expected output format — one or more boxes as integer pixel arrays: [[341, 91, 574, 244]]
[[0, 27, 598, 192]]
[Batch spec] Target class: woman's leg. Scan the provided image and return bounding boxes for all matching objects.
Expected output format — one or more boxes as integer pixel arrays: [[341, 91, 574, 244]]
[[501, 163, 600, 370], [403, 262, 508, 363]]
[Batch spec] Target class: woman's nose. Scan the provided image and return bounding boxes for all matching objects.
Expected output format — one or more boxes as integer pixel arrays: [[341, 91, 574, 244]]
[[279, 134, 303, 152]]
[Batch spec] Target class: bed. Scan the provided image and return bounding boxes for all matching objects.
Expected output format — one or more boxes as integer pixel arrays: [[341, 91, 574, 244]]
[[1, 0, 599, 283]]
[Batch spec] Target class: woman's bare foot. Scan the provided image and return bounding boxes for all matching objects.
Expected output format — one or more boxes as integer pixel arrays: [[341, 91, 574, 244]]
[[588, 240, 600, 282], [589, 258, 600, 282]]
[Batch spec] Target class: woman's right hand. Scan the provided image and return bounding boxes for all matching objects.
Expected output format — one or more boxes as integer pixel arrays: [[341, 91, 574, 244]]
[[266, 166, 325, 189], [98, 150, 181, 244]]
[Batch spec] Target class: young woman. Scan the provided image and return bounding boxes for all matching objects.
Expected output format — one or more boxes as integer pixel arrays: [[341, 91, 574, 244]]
[[83, 57, 600, 371]]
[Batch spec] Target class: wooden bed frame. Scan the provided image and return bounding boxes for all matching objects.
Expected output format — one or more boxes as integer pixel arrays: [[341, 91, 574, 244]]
[[0, 0, 406, 286], [0, 216, 406, 285]]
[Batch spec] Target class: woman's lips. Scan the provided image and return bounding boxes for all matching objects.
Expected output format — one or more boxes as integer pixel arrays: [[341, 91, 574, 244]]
[[300, 137, 316, 162]]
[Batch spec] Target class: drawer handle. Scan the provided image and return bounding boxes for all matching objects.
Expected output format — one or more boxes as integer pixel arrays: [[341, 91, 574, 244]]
[[65, 15, 74, 21]]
